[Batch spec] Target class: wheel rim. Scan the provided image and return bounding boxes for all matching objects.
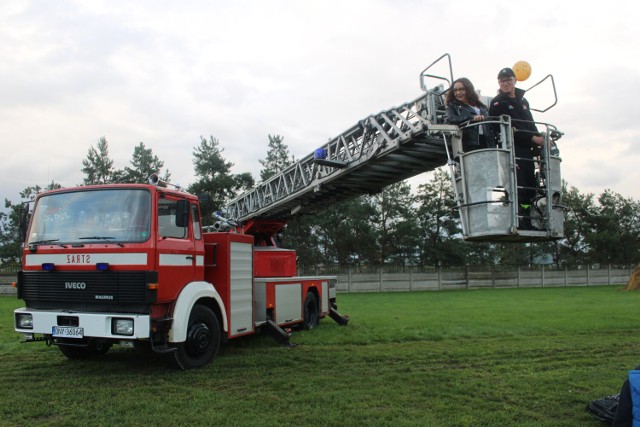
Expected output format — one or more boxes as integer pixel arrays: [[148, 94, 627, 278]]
[[186, 321, 211, 356]]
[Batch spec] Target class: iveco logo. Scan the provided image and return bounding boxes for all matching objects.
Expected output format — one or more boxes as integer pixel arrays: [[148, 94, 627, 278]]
[[65, 282, 87, 289]]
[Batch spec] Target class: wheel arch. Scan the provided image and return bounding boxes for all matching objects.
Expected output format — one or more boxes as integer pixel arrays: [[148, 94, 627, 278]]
[[169, 281, 227, 343]]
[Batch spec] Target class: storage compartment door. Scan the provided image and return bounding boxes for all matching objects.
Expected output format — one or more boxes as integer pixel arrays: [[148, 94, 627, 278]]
[[275, 283, 302, 324], [229, 241, 254, 337]]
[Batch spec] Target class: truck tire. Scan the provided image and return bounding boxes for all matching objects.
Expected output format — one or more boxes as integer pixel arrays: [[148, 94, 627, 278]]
[[58, 339, 112, 359], [302, 292, 319, 330], [172, 304, 220, 370]]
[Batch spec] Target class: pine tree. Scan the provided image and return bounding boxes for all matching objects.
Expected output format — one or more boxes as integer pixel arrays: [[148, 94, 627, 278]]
[[415, 168, 466, 266], [258, 135, 294, 181], [119, 142, 171, 184], [81, 137, 115, 185], [370, 181, 419, 265], [188, 136, 254, 225]]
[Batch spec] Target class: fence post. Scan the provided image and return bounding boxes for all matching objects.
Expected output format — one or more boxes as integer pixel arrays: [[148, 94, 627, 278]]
[[409, 266, 413, 292], [608, 264, 611, 285], [438, 266, 442, 291], [379, 266, 383, 292], [517, 265, 521, 288], [491, 265, 495, 288], [348, 267, 352, 293], [586, 264, 590, 286], [465, 265, 469, 290], [564, 265, 568, 287]]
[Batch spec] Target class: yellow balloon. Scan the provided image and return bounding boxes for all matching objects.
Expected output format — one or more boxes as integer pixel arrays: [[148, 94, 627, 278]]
[[513, 61, 532, 81]]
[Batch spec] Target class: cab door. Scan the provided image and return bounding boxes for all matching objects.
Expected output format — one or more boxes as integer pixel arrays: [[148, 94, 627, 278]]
[[156, 197, 196, 301]]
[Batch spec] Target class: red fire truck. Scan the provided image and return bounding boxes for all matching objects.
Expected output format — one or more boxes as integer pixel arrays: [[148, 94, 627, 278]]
[[14, 54, 565, 369], [14, 182, 347, 369]]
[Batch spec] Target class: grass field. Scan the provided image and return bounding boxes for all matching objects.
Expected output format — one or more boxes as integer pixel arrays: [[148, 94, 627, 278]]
[[2, 286, 639, 426]]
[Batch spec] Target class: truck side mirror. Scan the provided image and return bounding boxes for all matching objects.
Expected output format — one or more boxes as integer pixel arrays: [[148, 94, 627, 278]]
[[175, 200, 189, 228]]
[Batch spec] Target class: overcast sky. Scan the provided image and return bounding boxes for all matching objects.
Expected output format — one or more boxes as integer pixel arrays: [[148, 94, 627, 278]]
[[1, 0, 639, 206]]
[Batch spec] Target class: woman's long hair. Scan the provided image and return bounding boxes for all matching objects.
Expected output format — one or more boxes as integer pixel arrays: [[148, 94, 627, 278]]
[[445, 77, 485, 108]]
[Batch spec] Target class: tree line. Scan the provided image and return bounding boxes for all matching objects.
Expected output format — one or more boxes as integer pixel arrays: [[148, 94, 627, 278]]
[[1, 135, 639, 269]]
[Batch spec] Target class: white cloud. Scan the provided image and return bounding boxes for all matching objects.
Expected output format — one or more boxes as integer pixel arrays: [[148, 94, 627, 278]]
[[1, 0, 639, 207]]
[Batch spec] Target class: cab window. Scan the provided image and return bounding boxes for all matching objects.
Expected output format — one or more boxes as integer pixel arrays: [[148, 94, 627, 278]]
[[158, 199, 188, 239], [191, 204, 202, 240]]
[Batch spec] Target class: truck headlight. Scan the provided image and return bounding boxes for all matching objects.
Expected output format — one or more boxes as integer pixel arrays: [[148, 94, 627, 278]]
[[16, 313, 33, 329], [112, 318, 134, 336]]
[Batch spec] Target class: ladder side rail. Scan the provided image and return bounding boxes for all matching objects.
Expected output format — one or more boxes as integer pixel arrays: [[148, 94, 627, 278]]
[[390, 106, 425, 136], [225, 93, 435, 221], [227, 149, 335, 219]]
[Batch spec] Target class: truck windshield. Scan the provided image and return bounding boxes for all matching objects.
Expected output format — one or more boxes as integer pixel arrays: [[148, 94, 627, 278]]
[[27, 189, 151, 245]]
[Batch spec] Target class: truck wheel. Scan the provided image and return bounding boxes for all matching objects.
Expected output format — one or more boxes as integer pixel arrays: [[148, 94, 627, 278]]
[[302, 292, 319, 330], [172, 305, 220, 370], [58, 339, 112, 359]]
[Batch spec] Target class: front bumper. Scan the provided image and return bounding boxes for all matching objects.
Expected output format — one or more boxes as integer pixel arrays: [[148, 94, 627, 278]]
[[14, 307, 151, 340]]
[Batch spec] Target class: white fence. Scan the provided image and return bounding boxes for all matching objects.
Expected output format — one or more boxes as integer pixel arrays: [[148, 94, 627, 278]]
[[322, 265, 634, 293]]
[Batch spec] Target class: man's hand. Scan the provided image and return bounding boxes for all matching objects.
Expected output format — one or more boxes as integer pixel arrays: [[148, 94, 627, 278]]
[[532, 135, 544, 147]]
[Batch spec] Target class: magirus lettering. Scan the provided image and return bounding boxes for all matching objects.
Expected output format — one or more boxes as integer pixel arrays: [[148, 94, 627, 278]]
[[65, 282, 87, 289]]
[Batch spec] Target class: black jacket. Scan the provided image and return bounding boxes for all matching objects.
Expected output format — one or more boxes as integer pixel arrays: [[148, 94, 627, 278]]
[[489, 88, 540, 154], [445, 101, 494, 150]]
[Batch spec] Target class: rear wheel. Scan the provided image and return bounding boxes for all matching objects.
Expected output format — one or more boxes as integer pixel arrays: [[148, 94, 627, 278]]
[[172, 305, 221, 370], [58, 339, 112, 359], [302, 292, 319, 330]]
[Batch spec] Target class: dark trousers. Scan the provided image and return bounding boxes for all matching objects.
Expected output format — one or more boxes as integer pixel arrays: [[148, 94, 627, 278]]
[[515, 149, 536, 207]]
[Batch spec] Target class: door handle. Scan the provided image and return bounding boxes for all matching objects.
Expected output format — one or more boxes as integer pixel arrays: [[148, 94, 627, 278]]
[[185, 256, 194, 260]]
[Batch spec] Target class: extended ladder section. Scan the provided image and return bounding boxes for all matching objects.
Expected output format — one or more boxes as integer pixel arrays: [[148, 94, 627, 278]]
[[224, 54, 565, 242], [225, 93, 453, 222]]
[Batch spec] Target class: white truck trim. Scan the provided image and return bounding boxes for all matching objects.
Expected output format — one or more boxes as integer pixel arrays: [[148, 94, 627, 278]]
[[25, 252, 148, 266], [169, 281, 228, 343]]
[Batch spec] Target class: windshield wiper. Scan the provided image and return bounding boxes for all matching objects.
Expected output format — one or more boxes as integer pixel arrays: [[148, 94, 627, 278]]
[[30, 239, 60, 245], [30, 239, 66, 247], [78, 236, 116, 240], [28, 239, 67, 249], [78, 236, 124, 247]]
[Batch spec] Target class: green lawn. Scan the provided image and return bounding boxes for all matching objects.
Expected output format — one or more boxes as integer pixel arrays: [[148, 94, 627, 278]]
[[1, 286, 638, 426]]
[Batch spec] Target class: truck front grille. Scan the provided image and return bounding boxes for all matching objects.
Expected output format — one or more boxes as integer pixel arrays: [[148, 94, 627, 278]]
[[18, 270, 156, 313]]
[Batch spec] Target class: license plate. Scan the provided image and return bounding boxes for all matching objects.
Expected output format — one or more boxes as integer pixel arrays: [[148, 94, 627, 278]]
[[52, 326, 84, 338]]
